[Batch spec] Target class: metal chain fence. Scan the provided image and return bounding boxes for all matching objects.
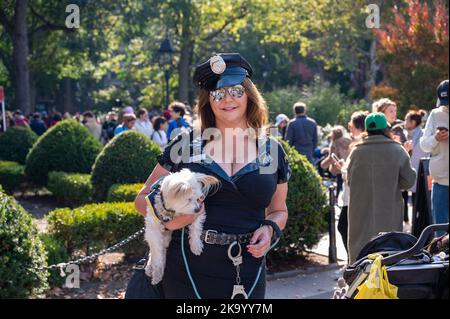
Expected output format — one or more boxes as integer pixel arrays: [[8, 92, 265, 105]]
[[34, 227, 145, 271]]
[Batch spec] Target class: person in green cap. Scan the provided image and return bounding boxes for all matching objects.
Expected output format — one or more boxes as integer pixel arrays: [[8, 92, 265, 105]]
[[344, 112, 417, 264]]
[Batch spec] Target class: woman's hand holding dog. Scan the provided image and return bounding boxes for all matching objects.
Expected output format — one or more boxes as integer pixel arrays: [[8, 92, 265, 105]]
[[247, 225, 273, 258], [163, 203, 205, 231]]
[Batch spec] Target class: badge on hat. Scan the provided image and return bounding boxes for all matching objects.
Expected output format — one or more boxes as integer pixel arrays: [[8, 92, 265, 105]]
[[210, 55, 226, 75]]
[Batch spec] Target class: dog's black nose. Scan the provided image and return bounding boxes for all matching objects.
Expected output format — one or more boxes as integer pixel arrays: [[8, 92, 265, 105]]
[[194, 206, 202, 213]]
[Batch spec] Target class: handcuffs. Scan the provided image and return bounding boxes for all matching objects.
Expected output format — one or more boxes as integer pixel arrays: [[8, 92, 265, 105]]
[[227, 220, 282, 299]]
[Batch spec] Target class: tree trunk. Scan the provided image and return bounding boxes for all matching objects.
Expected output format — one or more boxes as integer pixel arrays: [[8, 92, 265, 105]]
[[62, 77, 73, 114], [178, 40, 194, 103], [12, 0, 31, 114], [177, 5, 194, 103], [29, 71, 36, 112], [365, 38, 379, 100]]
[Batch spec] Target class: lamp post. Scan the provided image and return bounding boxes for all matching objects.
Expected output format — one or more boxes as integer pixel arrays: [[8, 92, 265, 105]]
[[158, 37, 175, 108], [261, 54, 271, 89]]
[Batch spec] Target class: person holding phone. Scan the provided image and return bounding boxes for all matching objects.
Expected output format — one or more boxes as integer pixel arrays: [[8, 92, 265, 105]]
[[420, 80, 449, 229], [332, 111, 368, 260], [320, 125, 352, 199]]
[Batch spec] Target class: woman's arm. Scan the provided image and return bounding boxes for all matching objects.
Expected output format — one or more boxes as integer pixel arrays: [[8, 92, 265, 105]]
[[320, 143, 335, 169], [247, 182, 288, 258], [419, 112, 438, 153], [265, 182, 289, 231], [135, 163, 170, 216]]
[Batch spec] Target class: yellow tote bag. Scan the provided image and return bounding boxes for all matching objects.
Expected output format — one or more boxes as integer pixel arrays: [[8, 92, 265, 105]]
[[354, 254, 399, 299]]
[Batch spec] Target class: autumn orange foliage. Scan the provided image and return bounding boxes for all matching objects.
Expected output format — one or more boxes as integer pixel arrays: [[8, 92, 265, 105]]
[[375, 0, 449, 114]]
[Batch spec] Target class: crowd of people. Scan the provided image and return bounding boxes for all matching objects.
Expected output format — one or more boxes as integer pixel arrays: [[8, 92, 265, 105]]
[[275, 79, 448, 263], [1, 77, 448, 266], [0, 100, 195, 151]]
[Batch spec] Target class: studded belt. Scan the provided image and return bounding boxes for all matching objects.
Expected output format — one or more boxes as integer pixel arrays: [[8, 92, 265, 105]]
[[201, 229, 254, 245]]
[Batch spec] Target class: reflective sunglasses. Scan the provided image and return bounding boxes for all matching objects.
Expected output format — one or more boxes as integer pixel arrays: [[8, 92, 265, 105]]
[[209, 85, 245, 102]]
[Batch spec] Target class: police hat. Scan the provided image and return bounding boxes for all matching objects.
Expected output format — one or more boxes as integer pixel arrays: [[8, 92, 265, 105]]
[[193, 53, 253, 91]]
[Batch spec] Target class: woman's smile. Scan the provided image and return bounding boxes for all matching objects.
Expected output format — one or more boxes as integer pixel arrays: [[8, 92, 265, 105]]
[[221, 106, 238, 112]]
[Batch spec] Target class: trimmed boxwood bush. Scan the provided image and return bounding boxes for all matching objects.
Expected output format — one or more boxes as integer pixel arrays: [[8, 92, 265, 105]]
[[39, 233, 70, 288], [91, 131, 160, 200], [47, 171, 93, 207], [0, 161, 26, 194], [107, 183, 144, 202], [0, 189, 49, 298], [272, 140, 329, 259], [0, 127, 38, 164], [46, 202, 146, 258], [25, 120, 103, 186]]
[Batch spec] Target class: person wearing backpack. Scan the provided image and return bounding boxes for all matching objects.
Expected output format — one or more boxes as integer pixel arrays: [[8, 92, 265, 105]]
[[167, 101, 190, 140], [102, 111, 119, 143]]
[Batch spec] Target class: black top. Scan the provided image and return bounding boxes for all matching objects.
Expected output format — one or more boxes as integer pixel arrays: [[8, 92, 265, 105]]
[[157, 129, 291, 233], [156, 129, 291, 298]]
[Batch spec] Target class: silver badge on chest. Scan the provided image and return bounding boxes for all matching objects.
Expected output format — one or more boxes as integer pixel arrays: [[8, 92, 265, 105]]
[[210, 55, 226, 74]]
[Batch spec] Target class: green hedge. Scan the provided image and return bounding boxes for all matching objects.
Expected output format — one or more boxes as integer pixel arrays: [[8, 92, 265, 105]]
[[0, 161, 26, 194], [0, 127, 38, 164], [39, 233, 69, 288], [91, 131, 160, 200], [0, 189, 49, 298], [272, 140, 329, 259], [47, 171, 93, 207], [25, 120, 103, 186], [107, 183, 144, 202], [46, 202, 146, 259]]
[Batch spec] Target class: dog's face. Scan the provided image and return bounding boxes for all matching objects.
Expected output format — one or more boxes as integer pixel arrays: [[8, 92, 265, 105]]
[[160, 169, 220, 214]]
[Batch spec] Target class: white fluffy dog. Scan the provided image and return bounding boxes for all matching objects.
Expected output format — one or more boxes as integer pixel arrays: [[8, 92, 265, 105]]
[[144, 168, 220, 284]]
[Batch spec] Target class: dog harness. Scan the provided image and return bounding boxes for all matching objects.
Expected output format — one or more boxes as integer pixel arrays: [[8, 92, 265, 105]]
[[145, 177, 174, 224]]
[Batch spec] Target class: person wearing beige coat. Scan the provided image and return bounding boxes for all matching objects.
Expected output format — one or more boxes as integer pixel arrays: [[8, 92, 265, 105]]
[[345, 113, 417, 264]]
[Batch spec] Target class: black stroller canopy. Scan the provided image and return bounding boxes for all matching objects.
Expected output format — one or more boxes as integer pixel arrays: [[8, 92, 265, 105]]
[[356, 232, 418, 262]]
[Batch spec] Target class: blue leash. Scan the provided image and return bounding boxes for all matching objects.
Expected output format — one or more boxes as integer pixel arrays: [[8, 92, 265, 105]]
[[181, 227, 280, 299]]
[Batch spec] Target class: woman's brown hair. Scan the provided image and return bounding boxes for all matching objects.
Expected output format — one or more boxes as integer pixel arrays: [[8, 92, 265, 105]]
[[406, 109, 426, 127], [137, 108, 148, 118], [194, 78, 269, 133]]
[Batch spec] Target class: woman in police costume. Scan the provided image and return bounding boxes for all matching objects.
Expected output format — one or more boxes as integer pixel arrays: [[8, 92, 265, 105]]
[[133, 53, 290, 299]]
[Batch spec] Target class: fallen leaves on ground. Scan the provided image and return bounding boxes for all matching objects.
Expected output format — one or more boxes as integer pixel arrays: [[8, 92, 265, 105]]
[[45, 262, 133, 299]]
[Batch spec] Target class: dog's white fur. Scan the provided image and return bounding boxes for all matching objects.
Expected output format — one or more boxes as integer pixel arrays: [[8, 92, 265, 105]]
[[144, 168, 220, 284]]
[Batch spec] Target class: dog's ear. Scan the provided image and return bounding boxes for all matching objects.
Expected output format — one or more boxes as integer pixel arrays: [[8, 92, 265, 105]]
[[174, 182, 193, 197], [196, 174, 221, 196]]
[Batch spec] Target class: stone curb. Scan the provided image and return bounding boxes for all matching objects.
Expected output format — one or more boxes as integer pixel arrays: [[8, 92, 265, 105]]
[[266, 263, 342, 281]]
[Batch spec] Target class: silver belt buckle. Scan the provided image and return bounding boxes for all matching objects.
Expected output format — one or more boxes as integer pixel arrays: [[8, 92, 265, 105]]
[[205, 230, 218, 244]]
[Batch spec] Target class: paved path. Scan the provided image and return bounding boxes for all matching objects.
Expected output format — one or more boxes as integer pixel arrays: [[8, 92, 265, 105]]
[[265, 204, 347, 299], [266, 266, 344, 299]]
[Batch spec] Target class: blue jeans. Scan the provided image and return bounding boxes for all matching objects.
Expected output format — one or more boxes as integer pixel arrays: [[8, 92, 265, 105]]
[[431, 183, 449, 235]]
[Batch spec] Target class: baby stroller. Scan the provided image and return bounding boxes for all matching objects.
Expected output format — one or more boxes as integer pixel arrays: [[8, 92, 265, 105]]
[[336, 223, 449, 299]]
